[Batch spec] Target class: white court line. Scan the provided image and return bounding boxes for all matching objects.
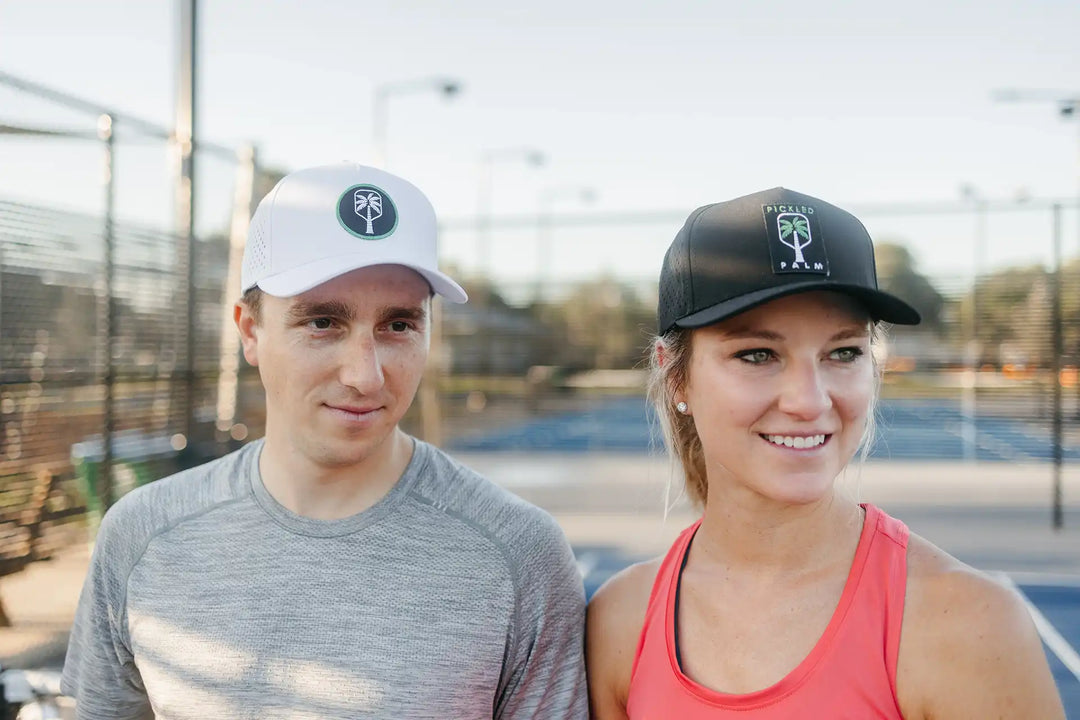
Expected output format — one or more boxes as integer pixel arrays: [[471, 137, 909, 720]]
[[997, 572, 1080, 684], [1005, 571, 1080, 588]]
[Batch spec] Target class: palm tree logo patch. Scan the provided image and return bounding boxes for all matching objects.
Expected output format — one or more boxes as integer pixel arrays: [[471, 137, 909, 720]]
[[762, 204, 828, 275], [337, 184, 398, 240]]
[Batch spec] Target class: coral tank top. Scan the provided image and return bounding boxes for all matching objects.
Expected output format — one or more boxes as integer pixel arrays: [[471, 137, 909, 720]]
[[626, 503, 909, 719]]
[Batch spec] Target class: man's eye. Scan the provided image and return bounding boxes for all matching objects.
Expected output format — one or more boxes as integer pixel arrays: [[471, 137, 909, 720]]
[[389, 321, 411, 332], [310, 318, 333, 330]]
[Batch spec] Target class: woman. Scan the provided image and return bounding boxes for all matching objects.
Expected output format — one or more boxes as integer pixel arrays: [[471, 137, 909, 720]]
[[586, 188, 1065, 719]]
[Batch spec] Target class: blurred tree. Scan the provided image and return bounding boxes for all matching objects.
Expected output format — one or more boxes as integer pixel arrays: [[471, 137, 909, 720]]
[[965, 264, 1047, 365], [545, 275, 654, 370], [873, 242, 945, 330], [959, 257, 1080, 370]]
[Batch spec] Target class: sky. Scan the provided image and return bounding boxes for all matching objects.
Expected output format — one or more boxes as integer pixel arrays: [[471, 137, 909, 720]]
[[2, 0, 1079, 295]]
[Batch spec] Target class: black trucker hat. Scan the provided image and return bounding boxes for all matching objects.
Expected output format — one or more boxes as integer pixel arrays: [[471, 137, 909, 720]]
[[657, 187, 921, 335]]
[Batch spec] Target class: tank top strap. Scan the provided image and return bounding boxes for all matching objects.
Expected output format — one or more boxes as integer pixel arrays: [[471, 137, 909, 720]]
[[629, 518, 702, 685], [860, 503, 910, 693]]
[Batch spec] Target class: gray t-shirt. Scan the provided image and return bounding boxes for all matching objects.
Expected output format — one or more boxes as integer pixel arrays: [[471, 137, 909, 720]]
[[61, 438, 587, 719]]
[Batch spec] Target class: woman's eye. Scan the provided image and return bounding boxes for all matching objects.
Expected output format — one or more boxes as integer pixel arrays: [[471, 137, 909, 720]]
[[738, 349, 772, 364], [831, 347, 864, 362]]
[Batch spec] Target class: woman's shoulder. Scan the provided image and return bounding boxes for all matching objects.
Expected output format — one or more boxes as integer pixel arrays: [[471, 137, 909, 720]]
[[897, 533, 1065, 719], [588, 556, 664, 629], [903, 532, 1029, 633], [586, 556, 664, 715]]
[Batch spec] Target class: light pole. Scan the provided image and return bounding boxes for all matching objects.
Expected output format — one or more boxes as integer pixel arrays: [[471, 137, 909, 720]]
[[534, 186, 597, 304], [372, 77, 462, 168], [993, 88, 1079, 221], [474, 147, 545, 376], [959, 183, 987, 464], [475, 147, 545, 285]]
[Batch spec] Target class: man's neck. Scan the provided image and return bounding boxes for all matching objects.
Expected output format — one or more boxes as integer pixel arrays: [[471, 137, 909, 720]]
[[257, 429, 415, 520]]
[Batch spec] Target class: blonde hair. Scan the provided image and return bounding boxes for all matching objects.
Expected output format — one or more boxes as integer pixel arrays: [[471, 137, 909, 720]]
[[647, 321, 883, 510]]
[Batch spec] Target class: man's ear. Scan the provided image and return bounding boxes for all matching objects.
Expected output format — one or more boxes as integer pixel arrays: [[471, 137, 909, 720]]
[[235, 302, 260, 367]]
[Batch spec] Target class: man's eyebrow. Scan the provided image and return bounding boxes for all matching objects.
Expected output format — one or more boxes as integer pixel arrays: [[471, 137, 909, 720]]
[[379, 304, 428, 323], [284, 299, 354, 323]]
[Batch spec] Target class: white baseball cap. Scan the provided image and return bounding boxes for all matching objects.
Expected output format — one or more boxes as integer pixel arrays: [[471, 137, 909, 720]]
[[241, 163, 468, 303]]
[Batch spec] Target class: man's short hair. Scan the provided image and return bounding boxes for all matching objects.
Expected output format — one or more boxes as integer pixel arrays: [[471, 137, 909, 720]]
[[241, 286, 264, 324]]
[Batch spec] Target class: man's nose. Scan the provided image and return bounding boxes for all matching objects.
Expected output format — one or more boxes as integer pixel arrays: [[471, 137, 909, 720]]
[[339, 333, 385, 393]]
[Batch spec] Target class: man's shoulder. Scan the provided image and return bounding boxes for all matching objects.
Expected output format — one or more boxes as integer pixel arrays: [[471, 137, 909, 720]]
[[95, 441, 256, 560], [409, 441, 570, 559]]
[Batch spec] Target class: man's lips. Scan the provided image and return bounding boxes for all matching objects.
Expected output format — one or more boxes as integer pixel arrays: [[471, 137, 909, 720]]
[[324, 402, 383, 415]]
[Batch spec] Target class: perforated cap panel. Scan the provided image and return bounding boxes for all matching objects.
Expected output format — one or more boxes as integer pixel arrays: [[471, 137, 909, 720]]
[[657, 205, 708, 335], [241, 192, 275, 292]]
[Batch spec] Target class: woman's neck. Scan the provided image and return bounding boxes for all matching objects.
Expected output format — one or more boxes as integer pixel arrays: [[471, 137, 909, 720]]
[[692, 490, 865, 575]]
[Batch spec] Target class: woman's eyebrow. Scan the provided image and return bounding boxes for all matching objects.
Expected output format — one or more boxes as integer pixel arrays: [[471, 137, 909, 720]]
[[830, 326, 871, 342], [717, 328, 784, 341], [716, 325, 869, 342]]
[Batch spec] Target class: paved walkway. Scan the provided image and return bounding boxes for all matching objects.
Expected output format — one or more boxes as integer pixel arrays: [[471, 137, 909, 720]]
[[0, 543, 88, 669], [2, 457, 1077, 670]]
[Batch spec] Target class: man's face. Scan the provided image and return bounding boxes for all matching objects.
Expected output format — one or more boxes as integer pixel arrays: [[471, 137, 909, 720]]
[[236, 264, 431, 473]]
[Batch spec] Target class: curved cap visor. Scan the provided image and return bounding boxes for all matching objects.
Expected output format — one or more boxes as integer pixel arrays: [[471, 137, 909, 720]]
[[255, 255, 468, 303], [673, 281, 921, 330]]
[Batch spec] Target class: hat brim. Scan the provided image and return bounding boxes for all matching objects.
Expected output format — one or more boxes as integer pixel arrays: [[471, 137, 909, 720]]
[[672, 281, 921, 331], [254, 255, 468, 304]]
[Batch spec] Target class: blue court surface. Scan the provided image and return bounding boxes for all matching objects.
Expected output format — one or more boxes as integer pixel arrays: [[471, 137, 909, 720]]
[[449, 396, 1080, 461], [574, 546, 1080, 714]]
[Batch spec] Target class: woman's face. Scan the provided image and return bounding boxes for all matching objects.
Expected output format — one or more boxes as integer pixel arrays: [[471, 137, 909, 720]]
[[678, 291, 875, 509]]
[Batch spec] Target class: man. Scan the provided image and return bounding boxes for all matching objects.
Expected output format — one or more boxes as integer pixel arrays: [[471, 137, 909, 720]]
[[61, 163, 587, 719]]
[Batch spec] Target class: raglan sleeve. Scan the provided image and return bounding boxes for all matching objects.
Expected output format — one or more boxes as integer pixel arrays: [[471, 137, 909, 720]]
[[60, 501, 154, 720], [494, 510, 588, 720]]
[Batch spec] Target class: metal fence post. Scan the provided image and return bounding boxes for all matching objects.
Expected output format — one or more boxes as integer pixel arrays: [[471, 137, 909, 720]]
[[1051, 204, 1064, 530], [99, 114, 116, 513], [175, 0, 198, 450], [214, 144, 257, 446]]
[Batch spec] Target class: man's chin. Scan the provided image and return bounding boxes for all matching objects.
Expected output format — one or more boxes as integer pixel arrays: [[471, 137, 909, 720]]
[[312, 429, 402, 466]]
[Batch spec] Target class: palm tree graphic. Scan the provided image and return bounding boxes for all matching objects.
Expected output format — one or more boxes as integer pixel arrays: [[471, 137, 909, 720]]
[[354, 190, 383, 234], [778, 214, 811, 264]]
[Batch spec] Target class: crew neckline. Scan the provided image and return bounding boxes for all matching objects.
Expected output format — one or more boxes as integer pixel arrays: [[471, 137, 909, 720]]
[[246, 437, 428, 537]]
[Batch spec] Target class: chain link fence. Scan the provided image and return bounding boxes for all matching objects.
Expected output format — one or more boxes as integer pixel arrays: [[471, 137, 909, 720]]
[[1, 189, 1078, 573], [2, 73, 1079, 580]]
